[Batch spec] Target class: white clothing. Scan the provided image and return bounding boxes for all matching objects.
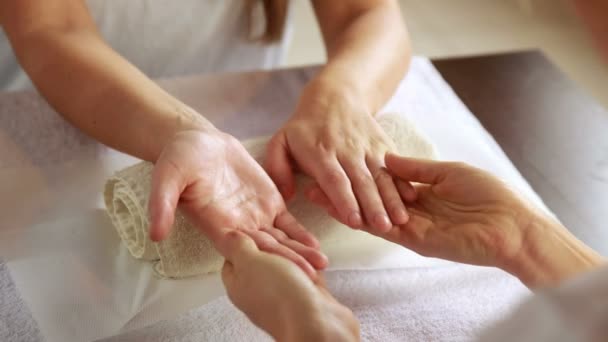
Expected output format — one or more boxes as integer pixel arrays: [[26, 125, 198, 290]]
[[0, 0, 292, 91]]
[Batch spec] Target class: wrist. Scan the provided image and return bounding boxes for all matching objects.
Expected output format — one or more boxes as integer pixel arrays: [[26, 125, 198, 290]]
[[501, 209, 604, 289], [312, 61, 392, 116], [147, 105, 219, 162], [297, 69, 373, 119], [277, 300, 359, 342]]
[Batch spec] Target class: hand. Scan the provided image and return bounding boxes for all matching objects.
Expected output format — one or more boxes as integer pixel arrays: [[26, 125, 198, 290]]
[[308, 154, 604, 288], [220, 231, 360, 342], [265, 81, 415, 233], [308, 153, 529, 268], [380, 154, 534, 268], [147, 129, 328, 278]]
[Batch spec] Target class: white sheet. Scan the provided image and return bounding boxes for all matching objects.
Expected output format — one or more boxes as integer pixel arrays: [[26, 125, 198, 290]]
[[0, 58, 548, 341]]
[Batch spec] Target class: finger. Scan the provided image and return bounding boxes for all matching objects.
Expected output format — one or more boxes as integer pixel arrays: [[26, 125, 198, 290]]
[[396, 178, 418, 202], [370, 164, 409, 225], [274, 211, 319, 248], [312, 158, 362, 227], [315, 273, 328, 288], [385, 153, 446, 185], [148, 159, 186, 241], [264, 133, 296, 200], [261, 227, 328, 270], [215, 230, 258, 263], [379, 213, 432, 254], [249, 230, 318, 279], [341, 158, 391, 232], [305, 185, 347, 225]]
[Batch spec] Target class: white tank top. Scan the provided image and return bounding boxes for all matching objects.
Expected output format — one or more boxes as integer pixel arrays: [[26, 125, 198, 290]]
[[0, 0, 292, 91]]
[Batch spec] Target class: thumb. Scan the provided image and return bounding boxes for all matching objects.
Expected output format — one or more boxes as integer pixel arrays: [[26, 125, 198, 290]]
[[216, 231, 259, 264], [148, 159, 186, 241], [385, 153, 447, 185], [219, 232, 262, 299], [264, 132, 296, 200]]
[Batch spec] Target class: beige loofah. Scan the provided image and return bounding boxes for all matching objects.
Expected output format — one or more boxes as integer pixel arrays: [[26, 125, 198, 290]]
[[103, 113, 438, 278]]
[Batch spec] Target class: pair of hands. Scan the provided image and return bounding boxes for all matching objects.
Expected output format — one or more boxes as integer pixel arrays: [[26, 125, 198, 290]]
[[219, 154, 542, 341], [147, 83, 403, 276]]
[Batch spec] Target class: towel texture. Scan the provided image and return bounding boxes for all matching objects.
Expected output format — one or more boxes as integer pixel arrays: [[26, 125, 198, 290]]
[[101, 265, 530, 342], [104, 113, 438, 278]]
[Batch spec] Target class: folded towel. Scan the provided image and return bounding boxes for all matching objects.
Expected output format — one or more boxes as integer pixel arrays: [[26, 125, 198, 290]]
[[103, 113, 438, 278]]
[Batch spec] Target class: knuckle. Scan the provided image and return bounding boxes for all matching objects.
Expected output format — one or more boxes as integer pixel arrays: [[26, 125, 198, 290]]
[[374, 169, 394, 183], [350, 168, 373, 185], [322, 168, 345, 184]]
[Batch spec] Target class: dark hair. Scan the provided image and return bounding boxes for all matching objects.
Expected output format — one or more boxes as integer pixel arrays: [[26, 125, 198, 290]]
[[248, 0, 288, 42]]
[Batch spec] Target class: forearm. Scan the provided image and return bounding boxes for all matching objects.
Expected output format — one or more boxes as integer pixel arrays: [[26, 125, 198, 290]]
[[503, 211, 605, 289], [8, 28, 214, 162], [311, 1, 410, 114], [265, 296, 359, 342]]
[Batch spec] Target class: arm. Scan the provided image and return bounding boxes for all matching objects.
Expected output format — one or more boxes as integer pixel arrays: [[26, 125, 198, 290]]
[[503, 210, 604, 289], [307, 154, 605, 289], [265, 1, 412, 233], [0, 0, 326, 275], [220, 232, 359, 342], [0, 0, 213, 162], [311, 0, 410, 114]]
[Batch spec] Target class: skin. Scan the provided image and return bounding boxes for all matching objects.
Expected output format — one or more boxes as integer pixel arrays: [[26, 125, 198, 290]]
[[309, 154, 605, 288], [223, 155, 605, 340], [219, 231, 359, 342], [266, 0, 412, 233], [0, 0, 410, 273]]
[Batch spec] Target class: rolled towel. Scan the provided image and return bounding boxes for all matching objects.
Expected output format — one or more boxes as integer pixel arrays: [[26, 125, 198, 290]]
[[104, 113, 438, 278]]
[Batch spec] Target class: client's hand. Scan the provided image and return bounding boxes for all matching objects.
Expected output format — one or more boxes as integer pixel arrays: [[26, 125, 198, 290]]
[[147, 130, 327, 278], [308, 154, 604, 288], [265, 81, 414, 233], [220, 231, 360, 342]]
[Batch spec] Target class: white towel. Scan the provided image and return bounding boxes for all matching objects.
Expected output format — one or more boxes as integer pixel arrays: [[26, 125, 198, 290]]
[[101, 264, 530, 342], [103, 113, 438, 278]]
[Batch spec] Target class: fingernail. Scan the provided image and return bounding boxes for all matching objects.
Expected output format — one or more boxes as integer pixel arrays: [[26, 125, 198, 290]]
[[317, 253, 329, 269], [348, 212, 362, 227], [374, 213, 391, 230]]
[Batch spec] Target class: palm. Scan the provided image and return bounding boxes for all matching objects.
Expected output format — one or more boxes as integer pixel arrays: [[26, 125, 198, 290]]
[[149, 131, 327, 277]]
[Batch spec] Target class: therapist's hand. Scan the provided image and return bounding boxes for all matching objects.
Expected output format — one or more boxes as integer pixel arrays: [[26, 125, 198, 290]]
[[265, 81, 414, 233], [148, 130, 328, 278], [308, 154, 528, 268], [308, 154, 604, 288], [378, 154, 532, 268], [220, 231, 360, 342]]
